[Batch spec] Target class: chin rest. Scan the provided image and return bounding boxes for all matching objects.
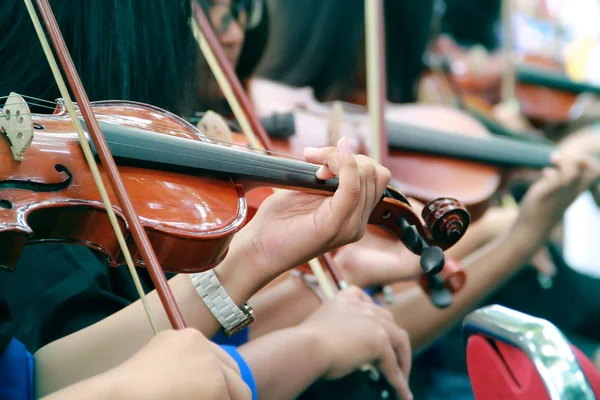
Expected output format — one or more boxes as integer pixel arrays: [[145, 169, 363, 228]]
[[462, 305, 600, 400]]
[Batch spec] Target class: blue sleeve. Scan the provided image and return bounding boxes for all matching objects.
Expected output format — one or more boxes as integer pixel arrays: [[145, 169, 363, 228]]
[[220, 345, 258, 400], [0, 339, 34, 400]]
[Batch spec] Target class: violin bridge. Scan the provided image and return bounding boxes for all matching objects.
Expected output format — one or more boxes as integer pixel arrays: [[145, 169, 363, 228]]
[[0, 93, 33, 162], [196, 110, 233, 144]]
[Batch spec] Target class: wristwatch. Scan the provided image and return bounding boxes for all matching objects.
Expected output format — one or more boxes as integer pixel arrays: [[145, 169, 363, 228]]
[[190, 270, 254, 337]]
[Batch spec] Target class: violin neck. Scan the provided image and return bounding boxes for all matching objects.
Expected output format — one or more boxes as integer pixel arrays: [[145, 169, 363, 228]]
[[387, 121, 555, 169], [516, 65, 600, 96], [89, 120, 339, 193]]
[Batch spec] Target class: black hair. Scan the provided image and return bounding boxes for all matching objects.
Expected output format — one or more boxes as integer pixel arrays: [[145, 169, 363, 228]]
[[0, 1, 203, 116], [254, 0, 363, 100], [236, 0, 269, 82]]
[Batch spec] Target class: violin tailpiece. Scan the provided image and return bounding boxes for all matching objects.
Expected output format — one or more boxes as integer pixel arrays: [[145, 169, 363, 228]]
[[0, 93, 34, 162]]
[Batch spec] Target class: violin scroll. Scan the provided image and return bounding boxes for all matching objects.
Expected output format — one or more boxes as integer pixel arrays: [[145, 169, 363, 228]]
[[422, 197, 470, 249]]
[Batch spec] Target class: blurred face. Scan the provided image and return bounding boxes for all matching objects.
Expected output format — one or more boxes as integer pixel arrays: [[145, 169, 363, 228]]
[[197, 0, 253, 112], [208, 0, 248, 66]]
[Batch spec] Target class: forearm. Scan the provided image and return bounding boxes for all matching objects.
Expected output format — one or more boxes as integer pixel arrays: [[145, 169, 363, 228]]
[[239, 327, 328, 400], [249, 274, 322, 340], [34, 232, 267, 396], [40, 372, 119, 400], [389, 227, 538, 352]]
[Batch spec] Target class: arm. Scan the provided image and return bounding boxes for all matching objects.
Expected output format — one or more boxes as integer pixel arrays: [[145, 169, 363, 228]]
[[42, 329, 250, 400], [390, 225, 536, 352], [390, 152, 600, 352], [41, 374, 119, 400], [34, 140, 391, 394], [241, 287, 413, 400], [240, 327, 328, 400]]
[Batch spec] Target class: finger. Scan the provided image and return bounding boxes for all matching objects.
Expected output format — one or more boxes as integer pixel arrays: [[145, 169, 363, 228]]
[[379, 318, 412, 381], [553, 153, 584, 188], [315, 164, 336, 180], [221, 363, 253, 400], [210, 342, 241, 373], [304, 146, 341, 173], [578, 157, 600, 190], [375, 165, 392, 200], [377, 343, 413, 400], [355, 157, 378, 224], [530, 247, 556, 276], [329, 138, 361, 227], [336, 247, 422, 285], [339, 285, 374, 303]]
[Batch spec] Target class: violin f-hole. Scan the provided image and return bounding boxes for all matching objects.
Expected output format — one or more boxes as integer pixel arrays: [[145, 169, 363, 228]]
[[0, 164, 73, 193]]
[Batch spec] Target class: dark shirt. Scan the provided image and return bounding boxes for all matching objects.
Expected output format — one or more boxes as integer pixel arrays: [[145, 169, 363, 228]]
[[0, 244, 158, 353], [0, 294, 13, 353]]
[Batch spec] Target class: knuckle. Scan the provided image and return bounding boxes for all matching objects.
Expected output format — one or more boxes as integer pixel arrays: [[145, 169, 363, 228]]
[[379, 166, 392, 186], [346, 285, 364, 298], [351, 226, 367, 242], [365, 162, 377, 182]]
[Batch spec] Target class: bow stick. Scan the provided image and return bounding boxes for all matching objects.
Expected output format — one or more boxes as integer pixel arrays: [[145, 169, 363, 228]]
[[25, 0, 186, 330], [190, 1, 347, 296], [365, 0, 397, 303]]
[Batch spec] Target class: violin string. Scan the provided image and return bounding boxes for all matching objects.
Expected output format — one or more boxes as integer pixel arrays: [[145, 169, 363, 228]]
[[21, 0, 160, 333], [1, 98, 330, 180], [1, 97, 319, 164]]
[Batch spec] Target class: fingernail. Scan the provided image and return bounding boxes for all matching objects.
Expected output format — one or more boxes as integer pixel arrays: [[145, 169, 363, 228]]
[[315, 165, 326, 178], [337, 137, 352, 154]]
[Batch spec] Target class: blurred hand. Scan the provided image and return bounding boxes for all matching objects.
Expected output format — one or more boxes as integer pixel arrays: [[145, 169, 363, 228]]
[[301, 286, 413, 400], [513, 152, 600, 246], [334, 226, 421, 288]]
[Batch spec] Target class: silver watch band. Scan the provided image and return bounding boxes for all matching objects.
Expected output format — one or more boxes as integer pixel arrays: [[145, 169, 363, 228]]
[[190, 270, 254, 336]]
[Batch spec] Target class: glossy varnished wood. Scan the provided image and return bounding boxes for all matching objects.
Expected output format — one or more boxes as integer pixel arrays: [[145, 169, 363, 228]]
[[0, 101, 246, 272]]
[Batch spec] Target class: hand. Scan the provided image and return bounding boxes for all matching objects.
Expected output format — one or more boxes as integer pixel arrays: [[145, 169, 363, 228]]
[[558, 128, 600, 205], [333, 226, 421, 288], [513, 152, 600, 247], [107, 329, 251, 400], [301, 286, 413, 400], [240, 137, 391, 281]]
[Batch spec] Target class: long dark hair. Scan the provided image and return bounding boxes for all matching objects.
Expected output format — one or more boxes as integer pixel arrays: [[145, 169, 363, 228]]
[[0, 0, 270, 116]]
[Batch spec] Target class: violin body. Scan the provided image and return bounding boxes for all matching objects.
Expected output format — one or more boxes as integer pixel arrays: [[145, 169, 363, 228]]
[[250, 78, 500, 222], [0, 100, 246, 273]]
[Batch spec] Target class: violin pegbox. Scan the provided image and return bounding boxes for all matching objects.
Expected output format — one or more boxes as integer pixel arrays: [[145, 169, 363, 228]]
[[0, 93, 33, 162]]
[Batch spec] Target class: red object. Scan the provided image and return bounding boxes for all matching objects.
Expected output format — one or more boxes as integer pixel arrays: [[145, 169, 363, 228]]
[[467, 335, 600, 399]]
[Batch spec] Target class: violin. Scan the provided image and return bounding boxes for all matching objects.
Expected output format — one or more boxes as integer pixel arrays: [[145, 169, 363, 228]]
[[250, 78, 500, 222], [0, 94, 470, 296], [250, 77, 590, 221], [424, 41, 600, 127]]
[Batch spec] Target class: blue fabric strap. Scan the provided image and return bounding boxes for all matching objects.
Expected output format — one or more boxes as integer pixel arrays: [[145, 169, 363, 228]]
[[220, 345, 258, 400], [0, 339, 34, 400]]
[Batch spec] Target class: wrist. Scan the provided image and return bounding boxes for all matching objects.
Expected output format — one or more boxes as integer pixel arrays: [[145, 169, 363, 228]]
[[292, 325, 331, 379], [502, 222, 543, 267], [212, 230, 272, 306], [229, 222, 297, 285]]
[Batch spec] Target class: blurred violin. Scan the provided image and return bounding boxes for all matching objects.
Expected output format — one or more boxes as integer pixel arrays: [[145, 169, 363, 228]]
[[250, 78, 584, 220], [424, 37, 600, 127]]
